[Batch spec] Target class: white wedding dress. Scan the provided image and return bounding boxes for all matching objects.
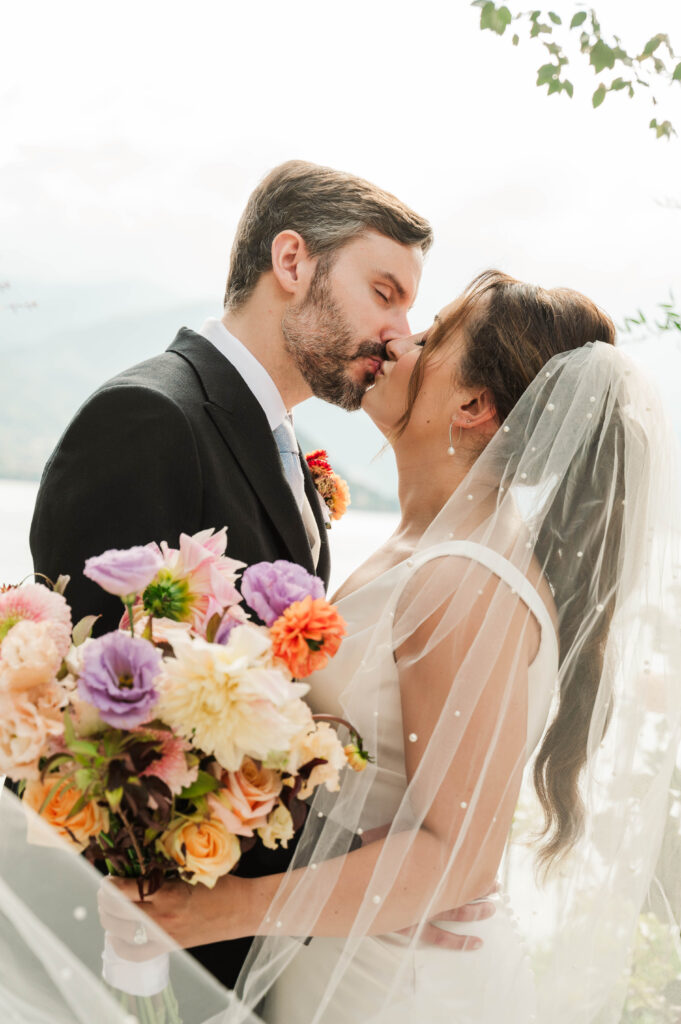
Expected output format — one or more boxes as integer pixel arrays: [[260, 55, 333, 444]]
[[263, 541, 559, 1024]]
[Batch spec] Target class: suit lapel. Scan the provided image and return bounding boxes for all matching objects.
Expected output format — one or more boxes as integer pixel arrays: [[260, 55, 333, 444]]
[[168, 330, 316, 574]]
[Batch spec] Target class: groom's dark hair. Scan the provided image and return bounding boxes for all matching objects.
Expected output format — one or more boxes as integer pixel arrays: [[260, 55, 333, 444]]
[[224, 160, 433, 309]]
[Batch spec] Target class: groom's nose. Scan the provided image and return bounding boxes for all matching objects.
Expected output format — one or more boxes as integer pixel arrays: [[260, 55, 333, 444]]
[[380, 308, 411, 347]]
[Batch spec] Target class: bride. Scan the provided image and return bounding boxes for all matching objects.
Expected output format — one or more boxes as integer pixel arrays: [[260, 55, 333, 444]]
[[85, 271, 681, 1020]]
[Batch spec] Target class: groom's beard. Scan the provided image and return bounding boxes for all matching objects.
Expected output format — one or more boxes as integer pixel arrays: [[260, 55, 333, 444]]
[[282, 265, 383, 411]]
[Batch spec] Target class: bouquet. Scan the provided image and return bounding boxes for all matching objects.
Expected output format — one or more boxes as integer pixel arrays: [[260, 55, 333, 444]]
[[0, 528, 371, 902]]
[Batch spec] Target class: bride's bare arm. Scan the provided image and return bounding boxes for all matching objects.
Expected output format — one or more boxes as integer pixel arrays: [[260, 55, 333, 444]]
[[102, 560, 532, 950]]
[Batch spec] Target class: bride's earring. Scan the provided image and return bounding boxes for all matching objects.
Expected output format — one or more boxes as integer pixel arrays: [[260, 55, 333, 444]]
[[447, 422, 456, 456]]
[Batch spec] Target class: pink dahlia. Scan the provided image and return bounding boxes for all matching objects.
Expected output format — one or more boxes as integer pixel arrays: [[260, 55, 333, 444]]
[[0, 584, 72, 660], [144, 528, 245, 635], [140, 729, 199, 796]]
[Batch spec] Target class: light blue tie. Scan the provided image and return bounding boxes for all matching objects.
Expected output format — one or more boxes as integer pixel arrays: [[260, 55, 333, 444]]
[[273, 415, 305, 510]]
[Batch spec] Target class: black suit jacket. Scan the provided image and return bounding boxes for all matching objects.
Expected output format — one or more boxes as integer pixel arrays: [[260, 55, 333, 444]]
[[29, 329, 331, 988]]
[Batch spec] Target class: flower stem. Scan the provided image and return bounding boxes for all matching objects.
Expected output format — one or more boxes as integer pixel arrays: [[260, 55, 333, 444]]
[[117, 804, 147, 901], [124, 599, 136, 639], [312, 713, 356, 737]]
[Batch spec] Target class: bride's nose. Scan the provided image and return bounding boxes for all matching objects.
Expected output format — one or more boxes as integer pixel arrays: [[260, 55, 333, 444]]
[[385, 335, 422, 361]]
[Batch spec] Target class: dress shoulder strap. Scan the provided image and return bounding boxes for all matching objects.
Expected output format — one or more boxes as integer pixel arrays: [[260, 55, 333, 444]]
[[393, 540, 558, 652]]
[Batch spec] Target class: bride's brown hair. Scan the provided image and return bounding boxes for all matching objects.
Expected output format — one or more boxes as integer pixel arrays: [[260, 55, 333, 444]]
[[398, 270, 621, 866]]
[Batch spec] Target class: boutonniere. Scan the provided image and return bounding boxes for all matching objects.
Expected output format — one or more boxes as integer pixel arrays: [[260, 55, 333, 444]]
[[305, 449, 351, 528]]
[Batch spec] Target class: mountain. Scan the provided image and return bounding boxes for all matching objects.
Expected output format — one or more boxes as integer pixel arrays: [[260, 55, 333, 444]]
[[0, 301, 398, 510]]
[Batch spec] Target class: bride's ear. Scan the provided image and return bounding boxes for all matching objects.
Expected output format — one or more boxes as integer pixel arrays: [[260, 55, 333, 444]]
[[454, 388, 498, 429]]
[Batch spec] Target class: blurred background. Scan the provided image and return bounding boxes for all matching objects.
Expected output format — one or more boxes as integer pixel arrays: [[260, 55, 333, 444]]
[[1, 0, 679, 592]]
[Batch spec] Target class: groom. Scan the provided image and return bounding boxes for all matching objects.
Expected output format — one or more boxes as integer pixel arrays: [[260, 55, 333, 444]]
[[31, 160, 489, 987]]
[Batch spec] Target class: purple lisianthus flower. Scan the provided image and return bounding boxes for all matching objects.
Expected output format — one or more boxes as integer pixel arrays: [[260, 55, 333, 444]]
[[78, 632, 162, 729], [84, 545, 163, 599], [213, 605, 249, 645], [241, 560, 325, 627]]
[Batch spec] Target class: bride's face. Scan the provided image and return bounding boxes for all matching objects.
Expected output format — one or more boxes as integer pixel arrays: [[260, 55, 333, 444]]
[[361, 300, 466, 443]]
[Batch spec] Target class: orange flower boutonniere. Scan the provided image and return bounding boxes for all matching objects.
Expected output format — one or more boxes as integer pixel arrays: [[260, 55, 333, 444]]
[[305, 450, 350, 526]]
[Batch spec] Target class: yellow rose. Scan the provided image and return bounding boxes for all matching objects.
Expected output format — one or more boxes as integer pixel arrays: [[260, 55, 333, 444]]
[[343, 742, 369, 773], [23, 777, 109, 852], [257, 803, 295, 851], [159, 816, 241, 888]]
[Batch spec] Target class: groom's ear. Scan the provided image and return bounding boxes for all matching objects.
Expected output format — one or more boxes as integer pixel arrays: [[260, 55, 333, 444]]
[[455, 388, 498, 429], [271, 231, 314, 298]]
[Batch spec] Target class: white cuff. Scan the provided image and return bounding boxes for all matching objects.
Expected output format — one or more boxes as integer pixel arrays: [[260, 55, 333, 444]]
[[102, 934, 170, 997]]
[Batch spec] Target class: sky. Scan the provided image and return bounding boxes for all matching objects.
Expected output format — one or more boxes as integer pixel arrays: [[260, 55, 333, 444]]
[[1, 0, 680, 488]]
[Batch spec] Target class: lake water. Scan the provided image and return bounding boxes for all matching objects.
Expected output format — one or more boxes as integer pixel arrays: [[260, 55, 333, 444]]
[[0, 478, 399, 593]]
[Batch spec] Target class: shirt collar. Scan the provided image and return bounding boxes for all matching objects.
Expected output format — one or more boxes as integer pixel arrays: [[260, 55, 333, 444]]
[[198, 317, 288, 431]]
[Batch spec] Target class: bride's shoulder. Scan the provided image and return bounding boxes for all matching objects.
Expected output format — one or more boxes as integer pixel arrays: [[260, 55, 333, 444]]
[[330, 543, 414, 603]]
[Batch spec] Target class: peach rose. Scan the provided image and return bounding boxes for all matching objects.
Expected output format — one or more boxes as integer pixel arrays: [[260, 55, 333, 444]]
[[207, 757, 283, 838], [257, 804, 295, 851], [0, 695, 64, 781], [23, 777, 110, 851], [159, 816, 241, 888], [0, 620, 64, 697], [289, 722, 348, 800]]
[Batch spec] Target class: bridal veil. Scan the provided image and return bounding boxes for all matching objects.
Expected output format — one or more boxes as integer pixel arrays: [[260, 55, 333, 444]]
[[234, 341, 681, 1021]]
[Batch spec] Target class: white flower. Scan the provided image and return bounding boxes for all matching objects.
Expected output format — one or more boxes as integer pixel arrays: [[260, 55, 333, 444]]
[[156, 626, 311, 771], [288, 721, 348, 799], [257, 804, 295, 850]]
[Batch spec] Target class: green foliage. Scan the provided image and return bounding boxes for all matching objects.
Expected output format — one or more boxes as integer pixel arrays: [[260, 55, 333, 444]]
[[619, 293, 681, 336], [471, 3, 679, 139], [476, 0, 512, 35]]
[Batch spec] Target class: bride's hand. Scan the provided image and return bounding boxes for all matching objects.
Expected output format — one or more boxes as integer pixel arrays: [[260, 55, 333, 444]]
[[97, 875, 238, 959], [360, 825, 496, 951]]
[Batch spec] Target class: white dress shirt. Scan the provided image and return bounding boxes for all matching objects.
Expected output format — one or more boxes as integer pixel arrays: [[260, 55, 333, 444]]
[[199, 318, 288, 431], [197, 318, 321, 565]]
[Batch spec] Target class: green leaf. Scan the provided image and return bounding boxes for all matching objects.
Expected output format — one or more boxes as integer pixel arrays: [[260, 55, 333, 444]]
[[65, 792, 88, 821], [673, 62, 681, 82], [590, 40, 616, 73], [548, 12, 561, 25], [610, 78, 629, 92], [105, 787, 124, 813], [570, 11, 587, 29], [642, 34, 664, 57], [537, 62, 558, 86], [592, 83, 607, 108], [73, 768, 91, 791], [72, 615, 99, 647], [38, 777, 73, 815], [512, 33, 519, 46], [63, 709, 76, 748], [563, 80, 574, 98], [480, 2, 512, 35], [179, 770, 220, 801], [649, 118, 675, 139], [69, 739, 99, 757], [52, 575, 70, 596]]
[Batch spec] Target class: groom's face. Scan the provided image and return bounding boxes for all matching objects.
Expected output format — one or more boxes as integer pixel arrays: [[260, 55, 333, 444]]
[[281, 231, 422, 410]]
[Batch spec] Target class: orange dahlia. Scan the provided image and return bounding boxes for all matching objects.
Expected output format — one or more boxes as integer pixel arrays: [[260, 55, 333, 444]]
[[305, 450, 350, 522], [270, 596, 346, 678], [329, 472, 350, 520]]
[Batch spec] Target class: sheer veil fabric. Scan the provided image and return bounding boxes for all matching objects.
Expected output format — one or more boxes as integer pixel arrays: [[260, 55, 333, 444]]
[[229, 342, 681, 1022], [1, 342, 680, 1023], [0, 787, 266, 1024]]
